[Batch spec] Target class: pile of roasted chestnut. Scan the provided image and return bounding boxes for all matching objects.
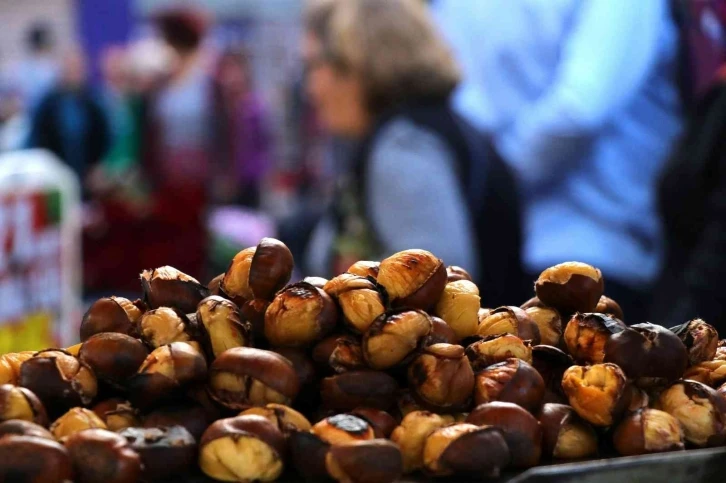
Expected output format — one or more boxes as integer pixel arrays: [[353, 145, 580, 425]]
[[1, 238, 726, 482]]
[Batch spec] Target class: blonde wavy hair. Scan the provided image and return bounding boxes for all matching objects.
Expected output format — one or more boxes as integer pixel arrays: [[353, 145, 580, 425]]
[[305, 0, 460, 115]]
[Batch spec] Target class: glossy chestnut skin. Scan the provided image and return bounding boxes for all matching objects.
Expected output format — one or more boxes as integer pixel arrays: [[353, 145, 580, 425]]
[[423, 423, 510, 478], [320, 370, 399, 411], [524, 306, 562, 347], [143, 403, 210, 440], [119, 425, 196, 481], [683, 359, 726, 388], [303, 276, 329, 289], [474, 358, 545, 414], [138, 307, 198, 349], [241, 298, 271, 340], [407, 343, 474, 413], [0, 384, 48, 426], [51, 407, 107, 440], [199, 415, 287, 483], [390, 410, 453, 473], [126, 342, 207, 409], [19, 349, 98, 418], [446, 265, 473, 283], [324, 274, 386, 334], [428, 316, 459, 346], [347, 261, 381, 279], [605, 323, 688, 387], [595, 295, 625, 321], [0, 419, 53, 439], [671, 319, 719, 366], [478, 306, 541, 345], [265, 281, 338, 347], [312, 414, 375, 445], [0, 351, 34, 385], [539, 403, 598, 459], [92, 399, 140, 432], [196, 296, 250, 359], [241, 403, 312, 435], [561, 363, 630, 427], [313, 334, 366, 374], [434, 280, 481, 340], [534, 261, 604, 315], [80, 296, 143, 341], [207, 273, 225, 296], [361, 309, 432, 370], [273, 347, 317, 389], [140, 265, 209, 314], [289, 430, 333, 482], [531, 345, 574, 404], [221, 238, 294, 302], [208, 347, 300, 410], [79, 333, 149, 388], [326, 439, 403, 483], [377, 249, 447, 310], [0, 435, 73, 483], [563, 313, 626, 364], [467, 402, 542, 468], [466, 334, 533, 371], [612, 408, 684, 456], [350, 408, 397, 439], [656, 380, 726, 447], [65, 429, 142, 483]]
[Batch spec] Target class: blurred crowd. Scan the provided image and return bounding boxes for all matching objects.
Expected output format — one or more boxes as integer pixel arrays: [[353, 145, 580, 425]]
[[1, 0, 726, 330]]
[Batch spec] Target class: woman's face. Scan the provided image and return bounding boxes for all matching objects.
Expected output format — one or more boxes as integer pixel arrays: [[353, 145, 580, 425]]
[[302, 33, 370, 137]]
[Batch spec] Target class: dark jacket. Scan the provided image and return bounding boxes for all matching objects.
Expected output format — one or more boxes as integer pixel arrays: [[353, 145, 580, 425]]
[[652, 80, 726, 330]]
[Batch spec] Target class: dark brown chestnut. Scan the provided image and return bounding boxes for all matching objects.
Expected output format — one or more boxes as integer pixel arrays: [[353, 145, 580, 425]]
[[143, 403, 210, 440], [466, 334, 532, 371], [535, 261, 604, 315], [563, 312, 626, 364], [0, 419, 53, 440], [561, 363, 630, 427], [326, 439, 403, 483], [313, 334, 366, 374], [320, 370, 399, 411], [520, 297, 545, 310], [289, 430, 333, 482], [199, 415, 287, 482], [446, 265, 473, 283], [657, 379, 726, 447], [0, 351, 34, 385], [523, 306, 562, 347], [531, 345, 574, 404], [605, 322, 688, 387], [422, 423, 510, 477], [347, 261, 381, 279], [397, 390, 426, 417], [390, 410, 453, 474], [140, 265, 209, 314], [362, 309, 432, 370], [407, 343, 474, 412], [478, 306, 541, 345], [539, 403, 598, 459], [79, 333, 149, 388], [221, 238, 294, 302], [80, 296, 143, 341], [0, 435, 73, 482], [119, 425, 196, 481], [303, 276, 329, 289], [428, 316, 459, 346], [671, 318, 719, 366], [684, 359, 726, 387], [273, 347, 317, 388], [65, 428, 142, 483], [240, 298, 270, 340], [92, 399, 140, 432], [595, 295, 625, 321], [138, 307, 198, 349], [207, 272, 225, 296], [0, 384, 47, 426], [240, 403, 312, 434], [467, 401, 542, 468], [51, 407, 107, 440], [434, 280, 481, 340], [324, 274, 385, 334], [208, 347, 299, 410], [377, 249, 447, 310], [311, 414, 375, 445], [196, 296, 250, 358], [265, 281, 338, 347], [612, 408, 684, 456], [350, 408, 397, 439], [474, 358, 545, 413]]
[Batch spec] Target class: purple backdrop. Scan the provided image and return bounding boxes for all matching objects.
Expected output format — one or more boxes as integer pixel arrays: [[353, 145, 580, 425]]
[[76, 0, 133, 84]]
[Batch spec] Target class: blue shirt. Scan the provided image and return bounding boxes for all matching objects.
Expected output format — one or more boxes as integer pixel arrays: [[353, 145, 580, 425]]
[[434, 0, 683, 286]]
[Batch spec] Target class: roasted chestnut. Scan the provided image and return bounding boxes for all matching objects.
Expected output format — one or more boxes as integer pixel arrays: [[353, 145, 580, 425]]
[[531, 345, 573, 404], [466, 334, 532, 371], [390, 410, 453, 473], [320, 370, 399, 411], [612, 408, 684, 456], [265, 281, 338, 347], [303, 276, 329, 289], [325, 439, 403, 483], [715, 340, 726, 361], [138, 307, 198, 348], [683, 359, 726, 387], [0, 384, 47, 426], [313, 334, 366, 373], [535, 262, 604, 314], [377, 249, 447, 310], [563, 312, 626, 364], [0, 419, 54, 440], [312, 414, 375, 444], [196, 296, 250, 358], [324, 274, 385, 333], [397, 390, 426, 417], [656, 380, 726, 447], [208, 272, 225, 296], [119, 425, 196, 481], [19, 349, 97, 417], [539, 403, 598, 459], [423, 423, 510, 477], [605, 323, 688, 387], [208, 347, 299, 410], [199, 415, 287, 482], [523, 306, 562, 347], [347, 261, 380, 279], [80, 296, 143, 341], [671, 319, 719, 366], [595, 295, 625, 321], [92, 399, 140, 432], [474, 358, 545, 413], [221, 238, 294, 302], [240, 298, 270, 340], [561, 363, 630, 427], [127, 342, 207, 409], [0, 351, 34, 385], [407, 343, 474, 412], [0, 435, 73, 482], [361, 309, 432, 370], [434, 280, 481, 340], [349, 408, 397, 439], [79, 333, 149, 388], [478, 306, 541, 345], [273, 347, 317, 389], [446, 265, 473, 283], [289, 430, 333, 481], [467, 401, 542, 468], [428, 316, 459, 346], [51, 407, 107, 440], [143, 403, 210, 440], [241, 403, 312, 435], [141, 265, 209, 314], [520, 297, 545, 310], [65, 428, 142, 483]]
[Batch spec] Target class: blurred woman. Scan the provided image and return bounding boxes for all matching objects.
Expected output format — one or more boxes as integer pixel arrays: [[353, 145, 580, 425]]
[[303, 0, 525, 305]]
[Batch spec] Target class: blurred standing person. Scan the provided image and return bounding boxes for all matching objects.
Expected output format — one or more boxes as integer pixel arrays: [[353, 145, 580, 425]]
[[15, 23, 59, 114], [303, 0, 525, 305], [435, 0, 683, 322]]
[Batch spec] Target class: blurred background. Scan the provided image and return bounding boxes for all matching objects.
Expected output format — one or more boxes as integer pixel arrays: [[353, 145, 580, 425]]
[[0, 0, 725, 350]]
